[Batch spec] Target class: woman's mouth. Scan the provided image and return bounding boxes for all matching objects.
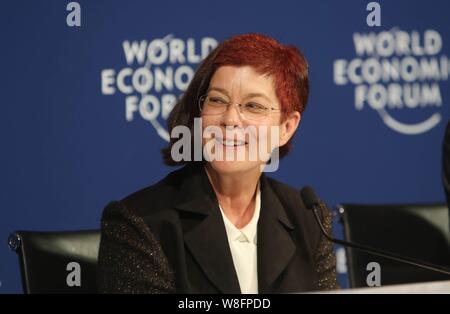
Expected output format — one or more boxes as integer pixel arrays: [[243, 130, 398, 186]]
[[214, 137, 247, 148]]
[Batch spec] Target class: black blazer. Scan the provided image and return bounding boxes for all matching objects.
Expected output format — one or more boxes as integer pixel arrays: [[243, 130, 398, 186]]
[[97, 162, 338, 293]]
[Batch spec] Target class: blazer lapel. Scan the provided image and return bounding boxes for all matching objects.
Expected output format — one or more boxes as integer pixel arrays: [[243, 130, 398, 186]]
[[175, 163, 241, 294], [172, 163, 304, 294], [257, 174, 296, 293]]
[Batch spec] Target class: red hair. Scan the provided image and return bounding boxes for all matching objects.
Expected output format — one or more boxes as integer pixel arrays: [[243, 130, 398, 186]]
[[162, 33, 309, 165], [214, 33, 309, 119]]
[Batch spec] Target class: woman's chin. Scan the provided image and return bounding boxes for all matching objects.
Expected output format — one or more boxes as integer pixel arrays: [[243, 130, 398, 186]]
[[208, 160, 262, 175]]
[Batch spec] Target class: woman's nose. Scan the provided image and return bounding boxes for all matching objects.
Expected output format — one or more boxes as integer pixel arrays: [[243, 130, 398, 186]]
[[222, 103, 243, 127]]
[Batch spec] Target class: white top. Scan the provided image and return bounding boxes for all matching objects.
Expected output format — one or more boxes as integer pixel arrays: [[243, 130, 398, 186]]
[[218, 183, 261, 294]]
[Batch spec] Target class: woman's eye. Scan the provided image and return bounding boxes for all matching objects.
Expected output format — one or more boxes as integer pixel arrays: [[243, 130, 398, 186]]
[[245, 102, 266, 110], [210, 97, 226, 104]]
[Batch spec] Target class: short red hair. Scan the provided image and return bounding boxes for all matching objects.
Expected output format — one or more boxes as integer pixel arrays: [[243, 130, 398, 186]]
[[162, 33, 309, 165], [214, 33, 309, 119]]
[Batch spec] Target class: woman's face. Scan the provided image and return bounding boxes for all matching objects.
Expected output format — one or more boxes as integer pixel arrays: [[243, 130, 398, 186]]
[[201, 65, 300, 175]]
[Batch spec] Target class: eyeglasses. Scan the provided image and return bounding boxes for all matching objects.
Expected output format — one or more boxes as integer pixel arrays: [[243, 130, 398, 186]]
[[198, 94, 281, 121]]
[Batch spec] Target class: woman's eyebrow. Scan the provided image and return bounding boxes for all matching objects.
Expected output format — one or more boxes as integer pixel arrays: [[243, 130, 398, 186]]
[[207, 86, 229, 96], [244, 92, 271, 102], [208, 87, 271, 101]]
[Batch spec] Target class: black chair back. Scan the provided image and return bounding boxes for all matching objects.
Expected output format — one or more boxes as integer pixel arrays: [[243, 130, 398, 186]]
[[339, 204, 450, 288], [8, 230, 100, 293]]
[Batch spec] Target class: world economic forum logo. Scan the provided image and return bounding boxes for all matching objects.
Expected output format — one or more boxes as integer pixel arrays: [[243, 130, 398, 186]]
[[333, 28, 449, 135], [100, 34, 218, 141]]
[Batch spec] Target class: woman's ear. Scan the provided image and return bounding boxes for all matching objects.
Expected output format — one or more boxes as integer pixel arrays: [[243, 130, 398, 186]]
[[279, 111, 301, 146]]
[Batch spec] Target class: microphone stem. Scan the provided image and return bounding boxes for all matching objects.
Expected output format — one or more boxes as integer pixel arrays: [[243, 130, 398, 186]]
[[312, 208, 450, 276]]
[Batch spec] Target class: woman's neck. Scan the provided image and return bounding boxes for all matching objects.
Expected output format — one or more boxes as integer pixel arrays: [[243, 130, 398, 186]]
[[204, 164, 261, 228]]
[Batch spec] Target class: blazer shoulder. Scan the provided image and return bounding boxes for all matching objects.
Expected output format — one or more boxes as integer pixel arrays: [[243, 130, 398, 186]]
[[119, 167, 186, 217], [266, 176, 332, 217], [265, 176, 331, 242], [265, 176, 319, 234], [265, 176, 307, 212]]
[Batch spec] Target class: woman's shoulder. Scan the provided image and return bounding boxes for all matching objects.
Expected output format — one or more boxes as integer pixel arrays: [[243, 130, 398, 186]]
[[263, 175, 307, 211], [128, 163, 204, 210], [102, 164, 196, 225], [264, 175, 332, 240], [265, 175, 330, 214]]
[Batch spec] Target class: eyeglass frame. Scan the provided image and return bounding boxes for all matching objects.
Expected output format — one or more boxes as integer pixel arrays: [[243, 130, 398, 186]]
[[198, 94, 282, 121]]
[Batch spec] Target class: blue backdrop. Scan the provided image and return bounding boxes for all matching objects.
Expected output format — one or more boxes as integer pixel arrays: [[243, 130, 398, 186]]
[[1, 0, 449, 293]]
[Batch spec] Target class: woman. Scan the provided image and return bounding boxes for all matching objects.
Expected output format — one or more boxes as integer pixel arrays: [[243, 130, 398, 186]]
[[97, 33, 338, 293]]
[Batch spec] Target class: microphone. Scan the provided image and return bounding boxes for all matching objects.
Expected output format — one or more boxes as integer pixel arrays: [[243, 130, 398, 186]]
[[300, 186, 450, 276]]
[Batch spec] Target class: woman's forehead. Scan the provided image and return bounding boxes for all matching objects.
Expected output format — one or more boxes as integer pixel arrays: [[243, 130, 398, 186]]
[[209, 65, 276, 99]]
